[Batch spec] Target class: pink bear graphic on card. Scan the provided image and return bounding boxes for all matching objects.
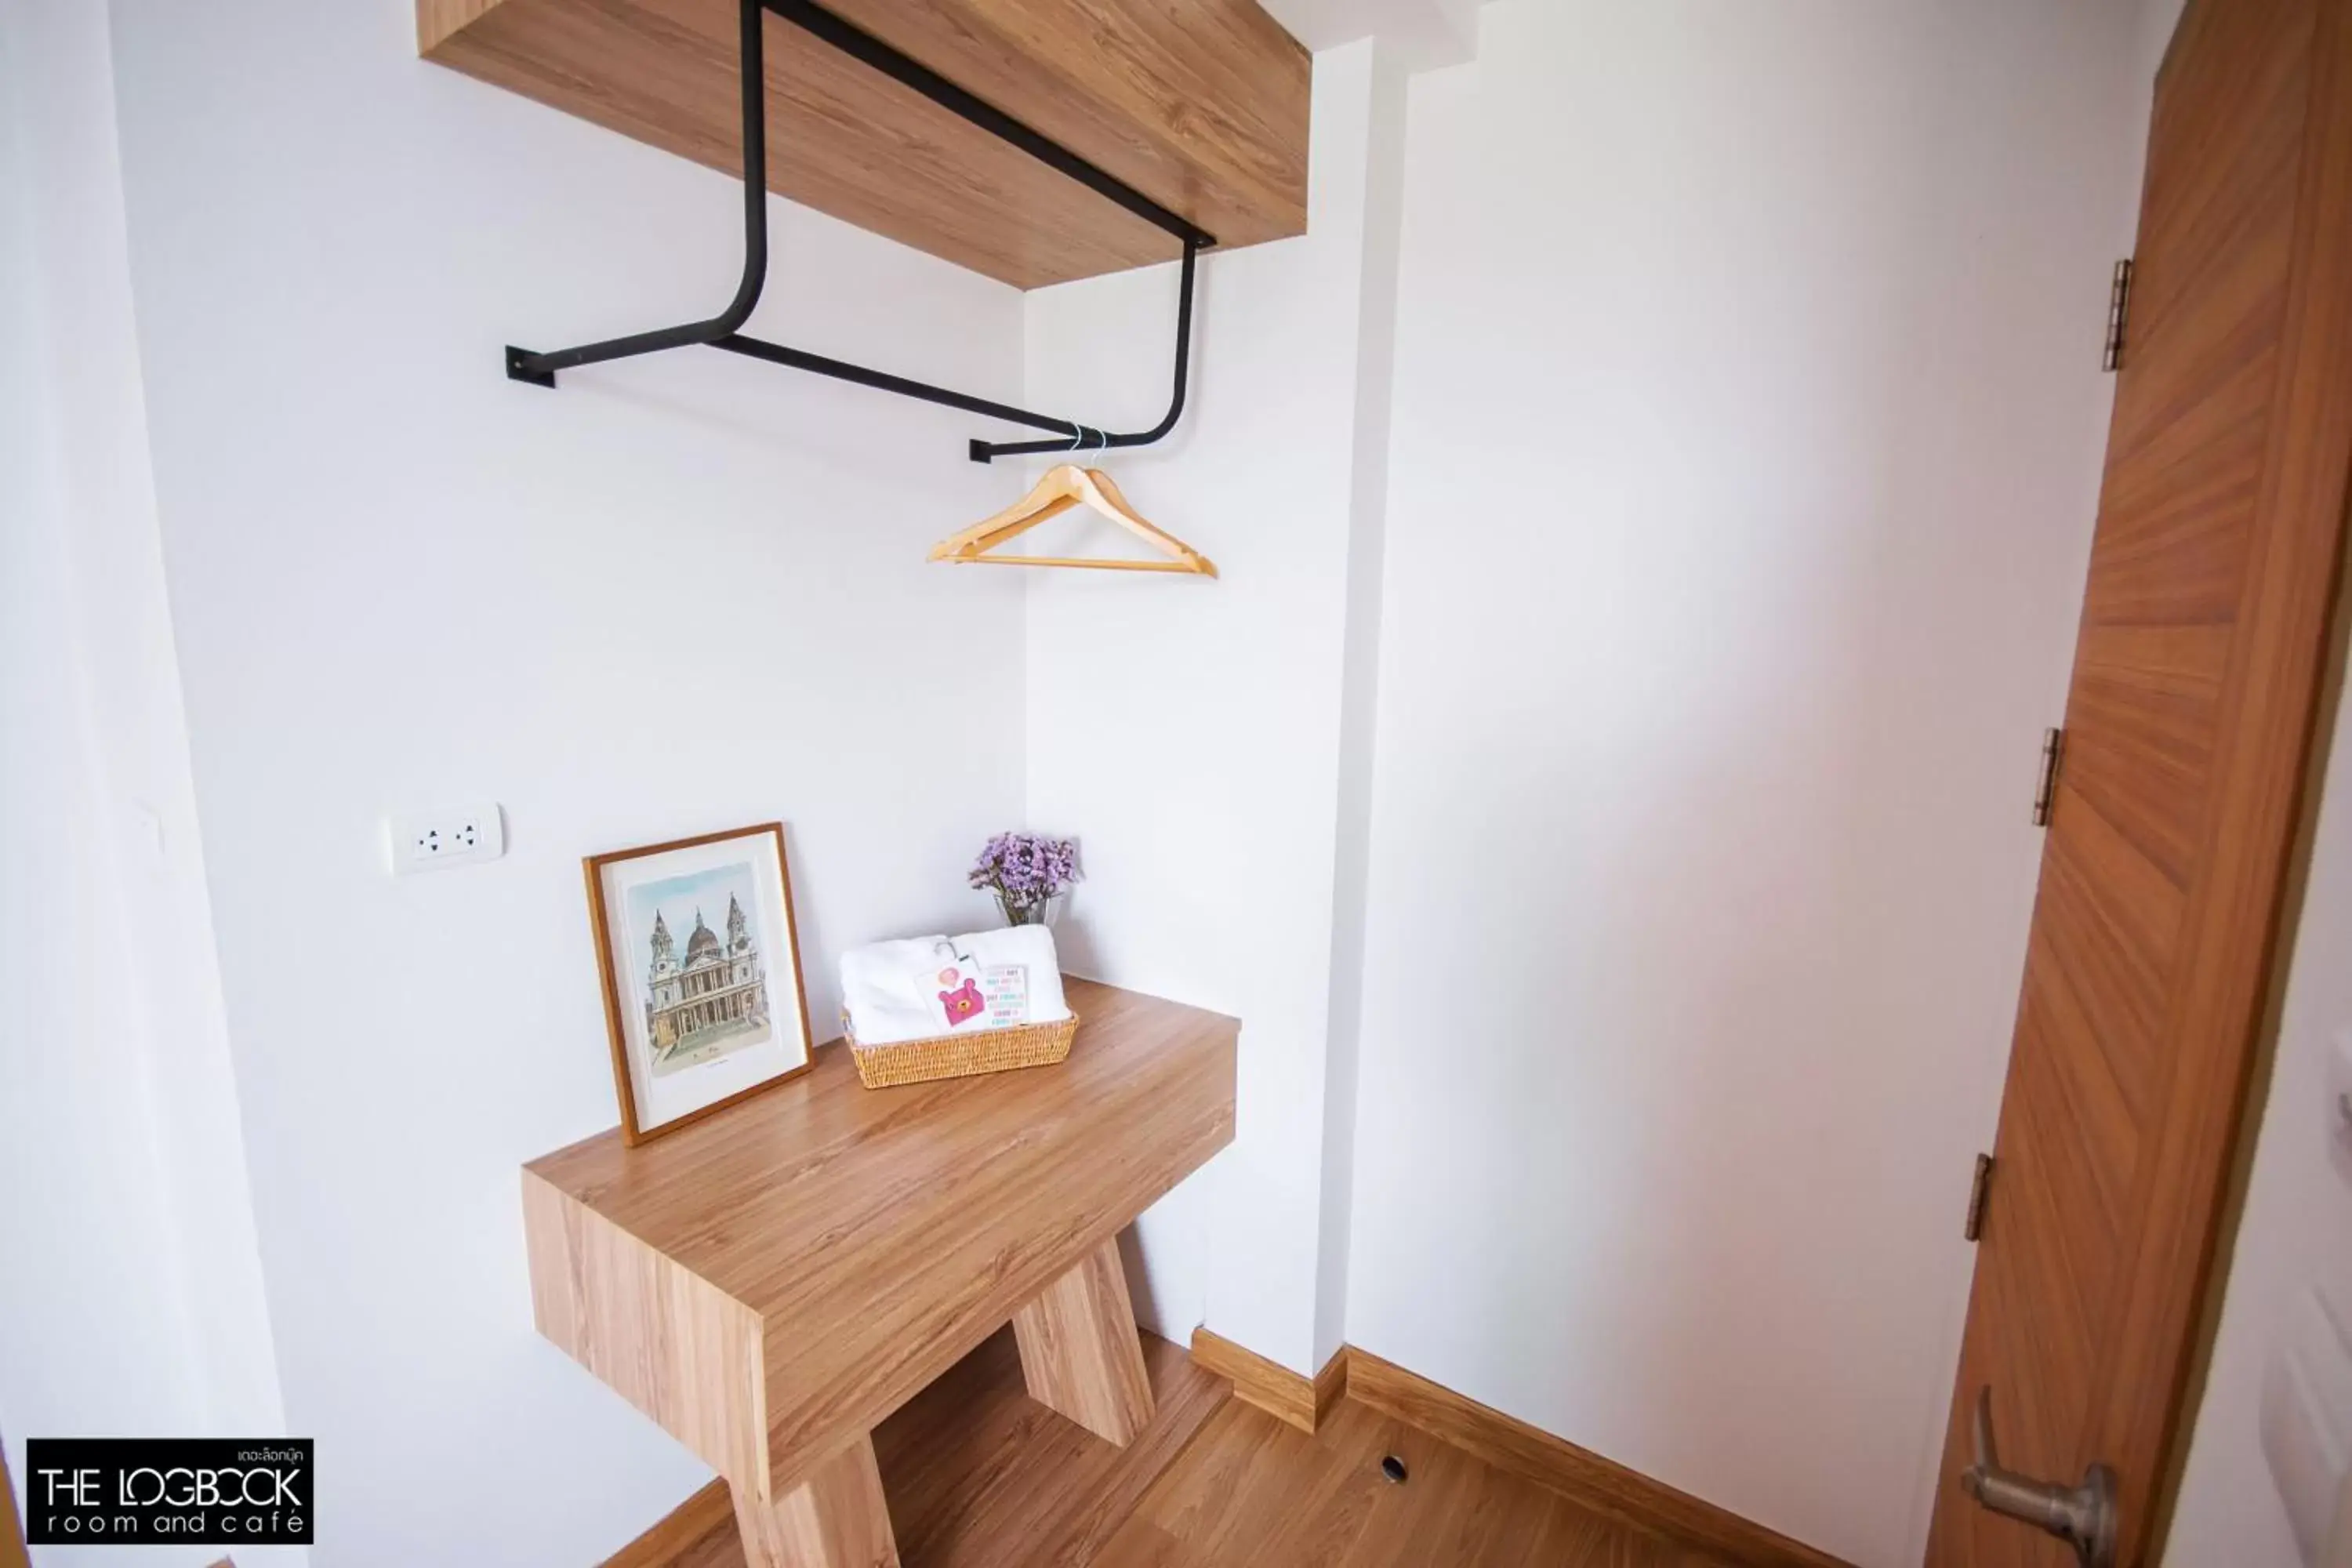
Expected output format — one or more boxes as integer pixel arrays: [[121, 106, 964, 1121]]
[[940, 978, 985, 1027]]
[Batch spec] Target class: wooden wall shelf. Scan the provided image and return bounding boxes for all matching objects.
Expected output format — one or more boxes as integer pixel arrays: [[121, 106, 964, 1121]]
[[418, 0, 1311, 290]]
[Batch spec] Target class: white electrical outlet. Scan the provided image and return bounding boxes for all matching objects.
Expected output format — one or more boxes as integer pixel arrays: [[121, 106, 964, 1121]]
[[386, 803, 505, 876]]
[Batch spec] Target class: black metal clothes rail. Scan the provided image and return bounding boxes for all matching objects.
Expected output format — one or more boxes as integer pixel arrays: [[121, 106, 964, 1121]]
[[504, 0, 1213, 463]]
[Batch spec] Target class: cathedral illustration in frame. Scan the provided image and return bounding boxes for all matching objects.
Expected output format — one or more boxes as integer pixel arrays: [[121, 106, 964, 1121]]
[[643, 895, 769, 1070]]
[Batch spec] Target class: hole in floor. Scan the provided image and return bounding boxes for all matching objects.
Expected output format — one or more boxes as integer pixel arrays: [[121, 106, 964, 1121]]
[[1381, 1454, 1408, 1484]]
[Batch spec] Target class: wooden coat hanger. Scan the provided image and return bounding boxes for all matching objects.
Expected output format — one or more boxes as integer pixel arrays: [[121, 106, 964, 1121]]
[[929, 464, 1218, 577]]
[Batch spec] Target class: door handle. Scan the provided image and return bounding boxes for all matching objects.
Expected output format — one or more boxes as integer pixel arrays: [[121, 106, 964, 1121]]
[[1962, 1387, 2118, 1567]]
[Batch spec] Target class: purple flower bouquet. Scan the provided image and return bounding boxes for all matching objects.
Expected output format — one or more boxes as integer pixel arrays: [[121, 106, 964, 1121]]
[[969, 832, 1081, 927]]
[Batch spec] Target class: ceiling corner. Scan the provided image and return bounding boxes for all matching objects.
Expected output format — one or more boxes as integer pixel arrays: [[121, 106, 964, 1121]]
[[1254, 0, 1490, 71]]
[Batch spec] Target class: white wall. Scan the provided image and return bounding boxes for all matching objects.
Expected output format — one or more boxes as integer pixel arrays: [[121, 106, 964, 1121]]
[[93, 0, 1029, 1561], [7, 3, 2232, 1564], [1312, 44, 1410, 1371], [1022, 41, 1404, 1374], [0, 2, 289, 1561], [2165, 647, 2352, 1565], [1341, 2, 2148, 1563]]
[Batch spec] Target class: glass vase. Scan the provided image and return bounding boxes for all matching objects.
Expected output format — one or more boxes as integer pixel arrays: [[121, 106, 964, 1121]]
[[994, 891, 1064, 928]]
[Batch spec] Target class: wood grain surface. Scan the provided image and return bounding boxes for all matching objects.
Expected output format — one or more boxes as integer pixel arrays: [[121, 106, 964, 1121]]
[[1013, 1238, 1156, 1446], [877, 1328, 1227, 1568], [1183, 1327, 1348, 1435], [1925, 0, 2352, 1561], [527, 978, 1236, 1501], [0, 1445, 24, 1568], [1343, 1348, 1849, 1568], [1093, 1381, 1733, 1568], [603, 1476, 740, 1568], [524, 1163, 771, 1486], [609, 1327, 1761, 1567], [417, 0, 1308, 289], [603, 1326, 1229, 1568], [731, 1436, 899, 1568]]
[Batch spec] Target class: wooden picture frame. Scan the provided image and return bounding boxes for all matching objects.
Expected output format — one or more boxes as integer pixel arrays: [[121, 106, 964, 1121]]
[[583, 822, 815, 1145]]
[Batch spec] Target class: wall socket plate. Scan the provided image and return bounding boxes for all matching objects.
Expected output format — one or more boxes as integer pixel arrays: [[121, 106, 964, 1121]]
[[386, 804, 505, 876]]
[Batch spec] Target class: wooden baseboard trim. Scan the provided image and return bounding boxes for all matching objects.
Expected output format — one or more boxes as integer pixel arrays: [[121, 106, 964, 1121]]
[[1187, 1327, 1346, 1435], [1343, 1347, 1851, 1568], [599, 1477, 730, 1568], [1312, 1338, 1348, 1428]]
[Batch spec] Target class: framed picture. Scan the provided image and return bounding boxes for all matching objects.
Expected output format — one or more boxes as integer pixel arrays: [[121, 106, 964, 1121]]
[[583, 822, 814, 1145]]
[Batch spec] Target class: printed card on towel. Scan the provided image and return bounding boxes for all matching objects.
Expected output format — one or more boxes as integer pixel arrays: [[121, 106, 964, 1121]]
[[920, 947, 1034, 1033], [925, 951, 988, 1030], [982, 964, 1030, 1028]]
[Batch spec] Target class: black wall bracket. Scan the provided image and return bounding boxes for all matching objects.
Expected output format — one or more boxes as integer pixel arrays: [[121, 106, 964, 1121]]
[[503, 0, 1212, 464]]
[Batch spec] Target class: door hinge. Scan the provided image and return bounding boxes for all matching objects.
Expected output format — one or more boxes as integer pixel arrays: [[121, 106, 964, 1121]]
[[2032, 727, 2065, 827], [1965, 1152, 1995, 1243], [2103, 258, 2133, 372]]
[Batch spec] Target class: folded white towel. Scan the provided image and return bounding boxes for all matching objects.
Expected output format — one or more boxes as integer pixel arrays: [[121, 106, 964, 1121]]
[[840, 926, 1069, 1047]]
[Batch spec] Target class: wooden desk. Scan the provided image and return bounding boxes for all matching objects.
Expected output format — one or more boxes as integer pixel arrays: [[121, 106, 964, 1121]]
[[523, 979, 1238, 1568]]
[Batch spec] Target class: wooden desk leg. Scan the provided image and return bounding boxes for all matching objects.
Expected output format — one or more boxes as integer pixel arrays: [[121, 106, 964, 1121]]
[[731, 1436, 899, 1568], [1011, 1235, 1155, 1446]]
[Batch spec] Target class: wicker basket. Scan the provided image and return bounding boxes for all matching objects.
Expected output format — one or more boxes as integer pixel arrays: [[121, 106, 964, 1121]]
[[846, 1011, 1080, 1089]]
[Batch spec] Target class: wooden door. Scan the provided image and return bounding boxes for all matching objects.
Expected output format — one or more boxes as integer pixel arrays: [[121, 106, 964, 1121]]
[[1925, 0, 2352, 1563]]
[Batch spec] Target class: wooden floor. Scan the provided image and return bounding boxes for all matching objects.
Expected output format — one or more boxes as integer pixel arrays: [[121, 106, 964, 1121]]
[[880, 1329, 1229, 1566], [1093, 1394, 1724, 1568], [631, 1327, 1725, 1568]]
